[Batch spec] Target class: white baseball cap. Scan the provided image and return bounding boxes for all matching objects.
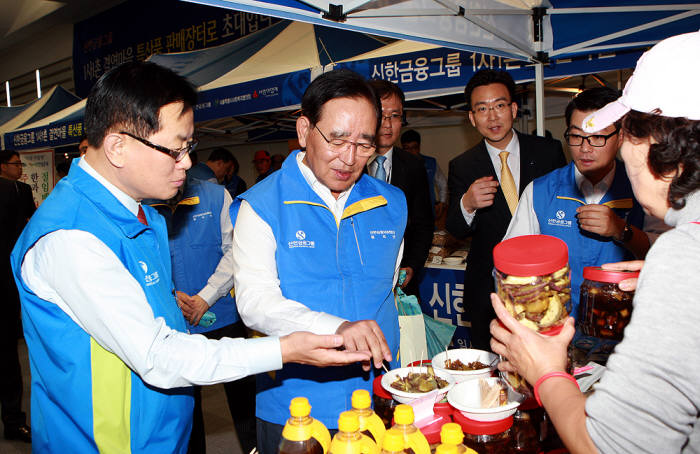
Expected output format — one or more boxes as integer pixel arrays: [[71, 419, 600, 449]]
[[583, 29, 700, 133]]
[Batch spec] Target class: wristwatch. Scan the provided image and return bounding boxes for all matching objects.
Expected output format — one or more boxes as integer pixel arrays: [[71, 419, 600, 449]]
[[617, 221, 633, 244]]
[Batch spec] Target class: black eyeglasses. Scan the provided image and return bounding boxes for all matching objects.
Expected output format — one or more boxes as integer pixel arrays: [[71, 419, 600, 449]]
[[564, 129, 618, 147], [5, 161, 25, 167], [314, 125, 376, 157], [120, 131, 198, 162]]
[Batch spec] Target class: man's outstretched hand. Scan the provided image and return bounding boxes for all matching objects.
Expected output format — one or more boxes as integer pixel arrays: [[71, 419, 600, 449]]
[[280, 332, 372, 367]]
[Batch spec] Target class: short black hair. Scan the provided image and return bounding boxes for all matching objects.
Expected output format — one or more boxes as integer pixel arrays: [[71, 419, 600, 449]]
[[464, 69, 516, 111], [0, 150, 19, 164], [368, 79, 405, 108], [85, 61, 197, 148], [301, 69, 381, 127], [565, 87, 621, 127], [208, 147, 234, 163], [401, 129, 421, 145]]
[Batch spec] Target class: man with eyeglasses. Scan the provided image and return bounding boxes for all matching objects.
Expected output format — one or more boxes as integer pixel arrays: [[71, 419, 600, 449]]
[[0, 150, 35, 443], [367, 79, 433, 298], [9, 62, 373, 454], [230, 69, 406, 454], [446, 69, 566, 351], [504, 87, 666, 325]]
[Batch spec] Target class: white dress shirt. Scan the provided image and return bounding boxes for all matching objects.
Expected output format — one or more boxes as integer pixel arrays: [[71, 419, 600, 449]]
[[367, 148, 394, 183], [21, 157, 281, 389], [504, 161, 668, 242], [197, 189, 235, 306], [460, 131, 520, 225], [232, 151, 404, 337]]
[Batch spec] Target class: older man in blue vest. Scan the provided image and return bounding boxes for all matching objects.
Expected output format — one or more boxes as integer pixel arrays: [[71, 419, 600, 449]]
[[9, 61, 373, 454], [231, 69, 407, 454]]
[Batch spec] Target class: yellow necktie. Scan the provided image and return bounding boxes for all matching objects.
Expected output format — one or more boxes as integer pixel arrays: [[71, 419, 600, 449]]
[[499, 151, 518, 215]]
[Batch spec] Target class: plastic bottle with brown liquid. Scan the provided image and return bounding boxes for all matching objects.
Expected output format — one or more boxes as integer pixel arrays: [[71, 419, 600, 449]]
[[328, 411, 378, 454], [390, 405, 430, 454], [351, 389, 386, 446], [278, 397, 331, 454], [438, 423, 477, 454], [380, 429, 408, 454]]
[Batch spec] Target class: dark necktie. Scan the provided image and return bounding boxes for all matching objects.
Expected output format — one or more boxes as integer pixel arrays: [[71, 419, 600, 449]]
[[137, 205, 148, 226]]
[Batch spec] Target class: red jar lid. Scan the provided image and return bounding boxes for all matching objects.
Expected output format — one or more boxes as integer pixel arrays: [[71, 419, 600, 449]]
[[373, 375, 392, 399], [434, 402, 453, 419], [583, 266, 640, 284], [493, 235, 568, 276], [452, 412, 513, 435]]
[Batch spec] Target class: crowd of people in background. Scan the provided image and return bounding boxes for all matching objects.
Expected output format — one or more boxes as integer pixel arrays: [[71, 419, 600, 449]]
[[1, 29, 698, 454]]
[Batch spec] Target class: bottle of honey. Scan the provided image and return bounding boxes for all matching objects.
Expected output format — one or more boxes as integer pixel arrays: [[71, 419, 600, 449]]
[[351, 389, 386, 445], [389, 405, 430, 454], [329, 411, 378, 454], [278, 397, 331, 454], [438, 423, 477, 454], [380, 429, 407, 454]]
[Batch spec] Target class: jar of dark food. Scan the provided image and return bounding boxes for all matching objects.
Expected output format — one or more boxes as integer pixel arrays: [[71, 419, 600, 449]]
[[373, 375, 397, 429], [578, 266, 639, 341], [453, 412, 513, 454], [511, 409, 540, 454]]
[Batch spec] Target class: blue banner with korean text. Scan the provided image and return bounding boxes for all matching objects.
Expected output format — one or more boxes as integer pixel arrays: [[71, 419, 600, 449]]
[[336, 47, 644, 98], [73, 0, 279, 97], [6, 119, 85, 151], [194, 71, 309, 122], [419, 265, 471, 349]]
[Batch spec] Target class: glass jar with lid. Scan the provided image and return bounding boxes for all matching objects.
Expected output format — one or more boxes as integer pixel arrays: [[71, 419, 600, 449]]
[[373, 375, 396, 429], [452, 412, 513, 454], [492, 235, 571, 394], [578, 266, 639, 341]]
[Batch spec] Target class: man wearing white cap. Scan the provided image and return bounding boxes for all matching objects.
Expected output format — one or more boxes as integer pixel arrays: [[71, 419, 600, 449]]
[[490, 30, 700, 454]]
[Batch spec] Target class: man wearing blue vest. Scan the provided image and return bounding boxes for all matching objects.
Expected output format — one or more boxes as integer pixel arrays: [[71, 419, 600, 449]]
[[146, 173, 256, 454], [504, 87, 667, 322], [231, 69, 407, 454], [9, 61, 373, 454]]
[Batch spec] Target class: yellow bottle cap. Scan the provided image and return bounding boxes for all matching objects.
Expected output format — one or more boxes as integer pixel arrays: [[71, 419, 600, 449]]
[[440, 423, 464, 445], [338, 411, 360, 433], [352, 389, 371, 409], [393, 405, 414, 425], [435, 445, 458, 454], [289, 397, 311, 417], [382, 430, 405, 452]]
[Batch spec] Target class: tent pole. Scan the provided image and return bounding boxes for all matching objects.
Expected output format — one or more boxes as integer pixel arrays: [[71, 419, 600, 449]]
[[535, 62, 544, 137], [5, 81, 10, 107]]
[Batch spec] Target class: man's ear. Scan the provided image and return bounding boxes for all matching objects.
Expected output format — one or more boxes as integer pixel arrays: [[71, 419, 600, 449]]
[[510, 101, 518, 120], [468, 111, 476, 128], [103, 132, 127, 168], [296, 116, 311, 148]]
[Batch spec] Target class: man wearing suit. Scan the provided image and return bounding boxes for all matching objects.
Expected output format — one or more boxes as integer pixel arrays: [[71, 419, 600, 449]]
[[367, 80, 434, 297], [0, 150, 34, 443], [446, 70, 566, 350]]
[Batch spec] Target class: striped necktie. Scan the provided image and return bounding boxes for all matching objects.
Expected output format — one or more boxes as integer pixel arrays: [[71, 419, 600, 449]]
[[137, 205, 148, 226], [374, 155, 387, 182]]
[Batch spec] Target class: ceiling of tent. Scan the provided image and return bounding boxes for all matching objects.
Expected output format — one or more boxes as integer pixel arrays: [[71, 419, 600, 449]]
[[180, 0, 700, 61]]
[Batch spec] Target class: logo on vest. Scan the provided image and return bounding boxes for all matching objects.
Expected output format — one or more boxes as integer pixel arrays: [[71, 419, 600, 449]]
[[139, 260, 160, 286], [369, 229, 397, 239], [192, 211, 213, 222], [289, 230, 315, 249], [547, 210, 572, 228]]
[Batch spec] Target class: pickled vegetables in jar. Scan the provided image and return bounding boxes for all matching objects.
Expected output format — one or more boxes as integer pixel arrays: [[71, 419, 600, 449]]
[[493, 235, 571, 333], [578, 267, 639, 341]]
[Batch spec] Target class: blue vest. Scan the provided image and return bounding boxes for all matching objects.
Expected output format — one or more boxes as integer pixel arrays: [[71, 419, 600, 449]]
[[422, 154, 437, 210], [147, 177, 239, 334], [533, 161, 645, 318], [234, 151, 406, 427], [10, 161, 193, 454]]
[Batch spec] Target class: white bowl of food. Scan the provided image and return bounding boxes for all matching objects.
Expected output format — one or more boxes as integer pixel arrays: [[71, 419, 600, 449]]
[[381, 366, 456, 404], [447, 377, 525, 422], [431, 349, 497, 383]]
